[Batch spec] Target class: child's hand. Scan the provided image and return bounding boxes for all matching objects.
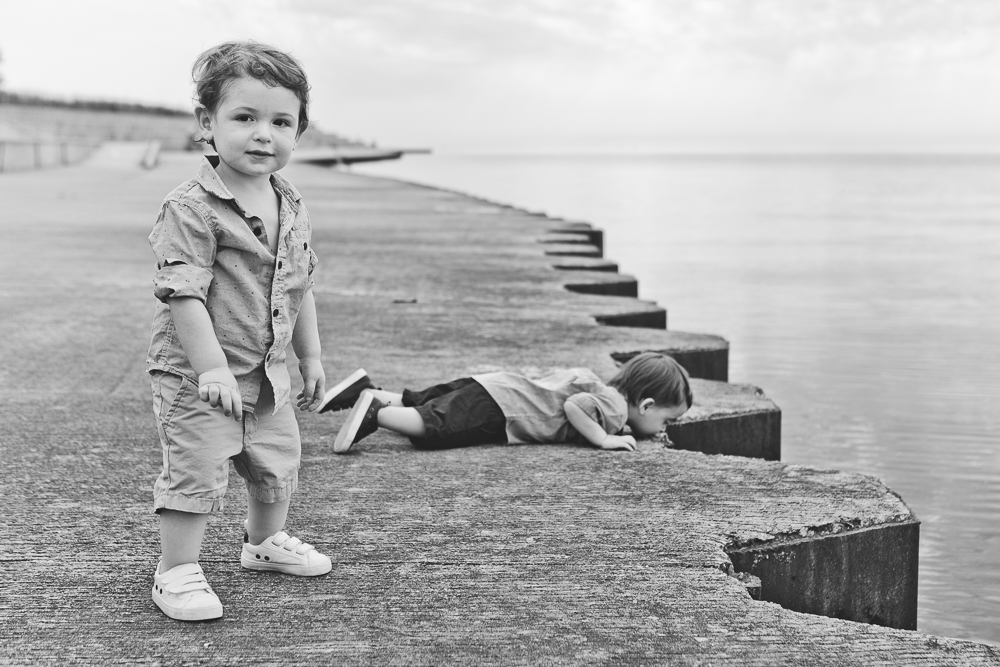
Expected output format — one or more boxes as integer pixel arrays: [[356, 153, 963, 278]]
[[599, 434, 637, 452], [296, 358, 326, 412], [198, 367, 243, 421]]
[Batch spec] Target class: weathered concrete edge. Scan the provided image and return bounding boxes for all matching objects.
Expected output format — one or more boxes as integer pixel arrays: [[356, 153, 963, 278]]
[[523, 204, 913, 629], [371, 174, 919, 631], [668, 406, 782, 461], [726, 518, 920, 630]]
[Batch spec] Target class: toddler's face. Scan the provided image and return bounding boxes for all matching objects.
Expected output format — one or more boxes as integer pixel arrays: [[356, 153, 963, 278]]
[[627, 401, 688, 438], [201, 76, 300, 182]]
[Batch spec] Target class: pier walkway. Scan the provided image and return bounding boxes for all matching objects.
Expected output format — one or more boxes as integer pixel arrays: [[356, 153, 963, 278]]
[[1, 150, 997, 665]]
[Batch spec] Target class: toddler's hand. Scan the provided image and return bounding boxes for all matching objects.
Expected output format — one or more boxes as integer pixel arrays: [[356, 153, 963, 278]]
[[296, 358, 326, 412], [198, 367, 243, 421], [599, 434, 637, 452]]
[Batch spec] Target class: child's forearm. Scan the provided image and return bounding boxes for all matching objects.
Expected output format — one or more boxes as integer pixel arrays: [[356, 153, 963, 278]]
[[291, 289, 322, 360], [167, 296, 229, 374], [564, 400, 610, 447]]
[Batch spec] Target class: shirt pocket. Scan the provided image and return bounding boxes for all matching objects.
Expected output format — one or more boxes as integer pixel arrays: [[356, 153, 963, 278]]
[[282, 230, 313, 294]]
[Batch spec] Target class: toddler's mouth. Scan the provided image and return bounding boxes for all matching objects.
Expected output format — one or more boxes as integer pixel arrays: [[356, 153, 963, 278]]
[[247, 151, 274, 157]]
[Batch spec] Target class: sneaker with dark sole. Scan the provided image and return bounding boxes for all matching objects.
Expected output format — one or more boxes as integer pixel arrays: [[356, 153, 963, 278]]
[[152, 561, 223, 621], [241, 530, 332, 576], [333, 390, 383, 454], [318, 368, 377, 413]]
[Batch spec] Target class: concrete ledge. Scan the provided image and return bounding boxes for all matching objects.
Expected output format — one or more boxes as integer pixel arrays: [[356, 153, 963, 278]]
[[543, 226, 605, 255], [666, 379, 782, 460], [4, 155, 992, 664], [611, 347, 729, 382], [728, 520, 920, 630], [594, 307, 667, 329], [564, 276, 639, 297], [552, 258, 620, 272], [538, 232, 593, 245], [544, 243, 603, 258]]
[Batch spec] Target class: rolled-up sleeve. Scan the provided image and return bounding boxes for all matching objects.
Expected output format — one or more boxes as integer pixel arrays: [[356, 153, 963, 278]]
[[566, 389, 628, 435], [306, 245, 318, 289], [149, 200, 216, 303]]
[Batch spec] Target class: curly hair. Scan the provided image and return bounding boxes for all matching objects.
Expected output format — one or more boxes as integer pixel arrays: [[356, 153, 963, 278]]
[[192, 40, 311, 139], [607, 352, 692, 409]]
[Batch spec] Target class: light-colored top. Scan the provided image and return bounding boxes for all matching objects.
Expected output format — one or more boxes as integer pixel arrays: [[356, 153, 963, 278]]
[[146, 156, 318, 414], [472, 368, 629, 445]]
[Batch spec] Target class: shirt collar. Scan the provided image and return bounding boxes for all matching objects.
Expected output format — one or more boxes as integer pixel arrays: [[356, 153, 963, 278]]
[[196, 155, 303, 209]]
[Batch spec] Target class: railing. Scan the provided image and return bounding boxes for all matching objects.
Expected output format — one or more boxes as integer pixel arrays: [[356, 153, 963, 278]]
[[0, 140, 100, 173]]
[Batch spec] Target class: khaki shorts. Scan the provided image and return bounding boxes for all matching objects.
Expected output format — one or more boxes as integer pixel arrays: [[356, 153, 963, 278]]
[[151, 371, 300, 514]]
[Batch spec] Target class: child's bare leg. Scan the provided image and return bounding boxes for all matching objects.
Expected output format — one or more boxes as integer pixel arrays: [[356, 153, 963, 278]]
[[246, 496, 290, 545], [160, 509, 210, 570], [367, 389, 403, 407], [377, 406, 427, 438]]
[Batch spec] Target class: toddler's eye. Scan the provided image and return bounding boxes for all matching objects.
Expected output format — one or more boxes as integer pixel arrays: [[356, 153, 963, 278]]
[[236, 114, 253, 122], [274, 119, 292, 128]]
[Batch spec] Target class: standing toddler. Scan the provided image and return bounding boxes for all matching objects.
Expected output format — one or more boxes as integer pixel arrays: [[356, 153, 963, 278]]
[[147, 41, 329, 621]]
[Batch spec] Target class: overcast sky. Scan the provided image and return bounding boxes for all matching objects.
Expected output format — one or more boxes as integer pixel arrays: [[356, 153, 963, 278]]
[[2, 0, 999, 152]]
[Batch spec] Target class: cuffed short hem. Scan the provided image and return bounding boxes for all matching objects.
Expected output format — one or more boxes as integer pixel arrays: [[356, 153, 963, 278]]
[[245, 475, 298, 504], [153, 493, 225, 515]]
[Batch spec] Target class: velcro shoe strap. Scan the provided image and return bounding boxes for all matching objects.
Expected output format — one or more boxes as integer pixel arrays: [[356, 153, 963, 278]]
[[167, 572, 212, 595], [270, 532, 315, 555]]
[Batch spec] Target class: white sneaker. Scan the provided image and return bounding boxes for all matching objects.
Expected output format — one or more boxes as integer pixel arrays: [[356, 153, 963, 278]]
[[241, 530, 332, 576], [152, 562, 223, 621]]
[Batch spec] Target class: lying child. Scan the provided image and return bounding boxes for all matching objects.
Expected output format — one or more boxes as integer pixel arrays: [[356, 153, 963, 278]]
[[323, 352, 692, 453]]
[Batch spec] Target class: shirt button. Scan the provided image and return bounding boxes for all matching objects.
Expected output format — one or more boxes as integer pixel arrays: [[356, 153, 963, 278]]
[[303, 242, 308, 250], [253, 228, 262, 236], [277, 261, 283, 270], [273, 309, 279, 318]]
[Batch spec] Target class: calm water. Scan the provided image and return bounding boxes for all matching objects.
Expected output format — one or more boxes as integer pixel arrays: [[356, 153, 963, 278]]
[[355, 153, 1000, 645]]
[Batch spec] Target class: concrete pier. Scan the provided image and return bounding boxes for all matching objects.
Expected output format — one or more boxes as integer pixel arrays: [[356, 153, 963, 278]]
[[1, 150, 997, 665]]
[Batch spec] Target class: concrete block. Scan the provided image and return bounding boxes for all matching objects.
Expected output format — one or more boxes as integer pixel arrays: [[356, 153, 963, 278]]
[[595, 308, 667, 329], [552, 258, 620, 272], [545, 226, 604, 255], [544, 243, 602, 258], [612, 346, 729, 382], [537, 232, 592, 245], [666, 379, 782, 460], [564, 277, 639, 297], [728, 520, 920, 630]]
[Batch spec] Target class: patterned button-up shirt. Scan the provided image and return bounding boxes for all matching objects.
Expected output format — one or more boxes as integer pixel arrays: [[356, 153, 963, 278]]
[[472, 368, 628, 444], [147, 156, 318, 414]]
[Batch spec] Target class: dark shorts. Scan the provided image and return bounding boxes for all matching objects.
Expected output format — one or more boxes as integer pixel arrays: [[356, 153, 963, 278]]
[[403, 378, 508, 449]]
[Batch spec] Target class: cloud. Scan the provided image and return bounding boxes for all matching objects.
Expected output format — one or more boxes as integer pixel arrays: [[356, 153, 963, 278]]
[[3, 0, 1000, 150]]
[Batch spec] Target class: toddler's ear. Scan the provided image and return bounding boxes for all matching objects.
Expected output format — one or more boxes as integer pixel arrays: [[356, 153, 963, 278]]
[[638, 397, 656, 413], [193, 105, 214, 143]]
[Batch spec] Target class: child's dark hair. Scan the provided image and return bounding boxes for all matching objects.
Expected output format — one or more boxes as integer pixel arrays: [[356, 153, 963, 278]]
[[192, 41, 311, 140], [608, 352, 693, 409]]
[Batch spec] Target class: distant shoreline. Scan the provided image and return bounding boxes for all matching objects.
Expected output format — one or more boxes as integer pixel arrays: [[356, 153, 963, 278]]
[[0, 91, 188, 117]]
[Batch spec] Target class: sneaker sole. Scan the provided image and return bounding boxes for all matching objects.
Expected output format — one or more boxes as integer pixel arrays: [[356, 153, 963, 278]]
[[152, 590, 223, 621], [318, 368, 370, 413], [240, 554, 332, 577], [333, 391, 374, 454]]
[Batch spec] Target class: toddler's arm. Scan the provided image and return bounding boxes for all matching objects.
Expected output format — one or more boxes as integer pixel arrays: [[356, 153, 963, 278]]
[[168, 296, 243, 421], [291, 288, 326, 412], [564, 400, 636, 451]]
